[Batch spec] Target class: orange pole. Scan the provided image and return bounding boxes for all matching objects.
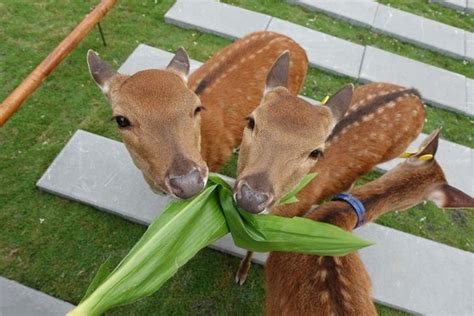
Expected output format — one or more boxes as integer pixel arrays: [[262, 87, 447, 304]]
[[0, 0, 118, 126]]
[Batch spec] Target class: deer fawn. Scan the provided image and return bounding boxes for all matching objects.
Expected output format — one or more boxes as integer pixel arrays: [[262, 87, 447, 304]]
[[87, 31, 307, 199], [266, 129, 474, 315], [233, 53, 425, 284]]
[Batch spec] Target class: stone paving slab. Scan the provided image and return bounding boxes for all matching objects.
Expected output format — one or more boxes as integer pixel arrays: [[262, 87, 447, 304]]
[[372, 5, 466, 60], [290, 0, 471, 61], [266, 18, 365, 78], [468, 78, 474, 114], [466, 31, 474, 61], [118, 45, 201, 75], [0, 277, 74, 316], [164, 0, 472, 116], [36, 130, 474, 315], [119, 44, 474, 196], [164, 0, 270, 40], [360, 46, 471, 115], [288, 0, 378, 28]]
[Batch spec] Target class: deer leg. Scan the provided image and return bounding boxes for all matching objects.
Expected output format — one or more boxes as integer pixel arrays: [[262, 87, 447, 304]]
[[235, 251, 253, 285]]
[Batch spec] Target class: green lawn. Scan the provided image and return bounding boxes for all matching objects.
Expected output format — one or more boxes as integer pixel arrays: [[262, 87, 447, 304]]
[[0, 1, 472, 315]]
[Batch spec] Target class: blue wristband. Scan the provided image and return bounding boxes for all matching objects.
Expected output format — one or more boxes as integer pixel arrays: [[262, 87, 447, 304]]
[[332, 193, 366, 229]]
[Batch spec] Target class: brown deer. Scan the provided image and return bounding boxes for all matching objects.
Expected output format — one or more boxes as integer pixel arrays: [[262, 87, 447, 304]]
[[86, 31, 307, 199], [266, 129, 474, 315], [233, 53, 425, 284]]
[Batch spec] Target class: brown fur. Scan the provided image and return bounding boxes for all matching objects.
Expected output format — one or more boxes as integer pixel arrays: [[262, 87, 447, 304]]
[[190, 32, 308, 171], [88, 31, 308, 196], [266, 130, 474, 315], [275, 83, 425, 217], [235, 83, 425, 283]]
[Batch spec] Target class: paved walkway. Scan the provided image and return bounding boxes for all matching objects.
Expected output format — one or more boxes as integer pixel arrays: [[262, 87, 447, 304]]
[[36, 129, 474, 315], [0, 277, 74, 316], [165, 0, 473, 116], [289, 0, 473, 61]]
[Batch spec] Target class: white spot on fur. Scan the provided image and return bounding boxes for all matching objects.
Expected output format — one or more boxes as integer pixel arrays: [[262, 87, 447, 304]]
[[320, 291, 330, 303], [340, 288, 351, 300], [317, 269, 328, 281]]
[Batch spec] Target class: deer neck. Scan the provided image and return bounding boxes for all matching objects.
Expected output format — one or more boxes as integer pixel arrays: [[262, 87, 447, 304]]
[[309, 162, 444, 231]]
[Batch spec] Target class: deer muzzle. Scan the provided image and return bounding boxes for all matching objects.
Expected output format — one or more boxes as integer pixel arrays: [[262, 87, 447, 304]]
[[166, 167, 207, 199], [234, 180, 274, 214]]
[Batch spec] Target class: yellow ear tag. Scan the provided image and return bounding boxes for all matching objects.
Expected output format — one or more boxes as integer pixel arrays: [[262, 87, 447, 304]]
[[418, 154, 434, 161], [399, 152, 416, 158], [321, 95, 330, 105]]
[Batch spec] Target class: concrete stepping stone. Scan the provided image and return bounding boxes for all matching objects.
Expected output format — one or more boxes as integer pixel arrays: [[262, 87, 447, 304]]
[[266, 18, 365, 78], [117, 43, 474, 195], [289, 0, 471, 61], [372, 5, 467, 60], [0, 277, 74, 316], [466, 31, 474, 60], [288, 0, 379, 28], [164, 0, 271, 40], [164, 0, 472, 116], [360, 46, 471, 115], [36, 130, 473, 315]]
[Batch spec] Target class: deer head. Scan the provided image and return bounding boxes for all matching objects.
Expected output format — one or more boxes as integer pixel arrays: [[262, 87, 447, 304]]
[[87, 49, 208, 199], [360, 128, 474, 214], [234, 52, 353, 213]]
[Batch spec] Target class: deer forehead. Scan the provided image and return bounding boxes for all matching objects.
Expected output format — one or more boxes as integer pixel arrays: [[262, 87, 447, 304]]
[[116, 70, 198, 114], [256, 99, 332, 142]]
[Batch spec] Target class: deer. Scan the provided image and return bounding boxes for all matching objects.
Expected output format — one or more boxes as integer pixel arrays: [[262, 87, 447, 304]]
[[86, 31, 308, 199], [266, 128, 474, 315], [233, 53, 426, 284]]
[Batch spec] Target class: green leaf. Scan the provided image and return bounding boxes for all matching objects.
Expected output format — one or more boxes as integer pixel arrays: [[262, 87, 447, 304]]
[[278, 173, 317, 205], [80, 257, 112, 303], [69, 174, 371, 316]]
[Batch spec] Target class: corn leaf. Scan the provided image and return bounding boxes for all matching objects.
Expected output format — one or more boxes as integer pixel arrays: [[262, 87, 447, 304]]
[[213, 174, 372, 255], [80, 257, 111, 303], [69, 174, 371, 315], [278, 173, 317, 205]]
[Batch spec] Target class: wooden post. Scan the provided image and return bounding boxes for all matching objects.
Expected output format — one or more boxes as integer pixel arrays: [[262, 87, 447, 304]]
[[0, 0, 118, 126]]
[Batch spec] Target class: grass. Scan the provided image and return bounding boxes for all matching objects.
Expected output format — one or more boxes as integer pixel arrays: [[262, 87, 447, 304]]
[[379, 0, 474, 32], [0, 0, 471, 315], [224, 0, 473, 78]]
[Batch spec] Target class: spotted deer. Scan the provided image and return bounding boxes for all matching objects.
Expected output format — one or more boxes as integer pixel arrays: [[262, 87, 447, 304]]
[[233, 53, 425, 284], [87, 31, 307, 199], [266, 129, 474, 315]]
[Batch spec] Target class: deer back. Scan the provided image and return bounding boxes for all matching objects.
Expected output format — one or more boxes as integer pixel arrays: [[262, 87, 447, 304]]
[[277, 83, 425, 217]]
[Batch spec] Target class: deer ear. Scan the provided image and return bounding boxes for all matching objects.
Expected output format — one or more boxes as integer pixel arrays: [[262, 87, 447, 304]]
[[265, 51, 289, 92], [325, 84, 353, 124], [87, 50, 118, 95], [167, 47, 190, 82], [415, 127, 441, 159], [428, 184, 474, 209]]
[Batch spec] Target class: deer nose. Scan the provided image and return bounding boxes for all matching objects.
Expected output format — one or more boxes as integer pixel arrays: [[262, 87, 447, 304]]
[[234, 181, 273, 214], [167, 168, 205, 199]]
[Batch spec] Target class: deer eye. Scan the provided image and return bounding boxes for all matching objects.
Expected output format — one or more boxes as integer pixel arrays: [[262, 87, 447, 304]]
[[246, 117, 255, 130], [194, 106, 204, 116], [114, 115, 131, 128], [309, 149, 324, 159]]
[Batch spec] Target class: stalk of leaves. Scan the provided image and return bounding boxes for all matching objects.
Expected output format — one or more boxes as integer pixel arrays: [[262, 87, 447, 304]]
[[68, 174, 371, 315]]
